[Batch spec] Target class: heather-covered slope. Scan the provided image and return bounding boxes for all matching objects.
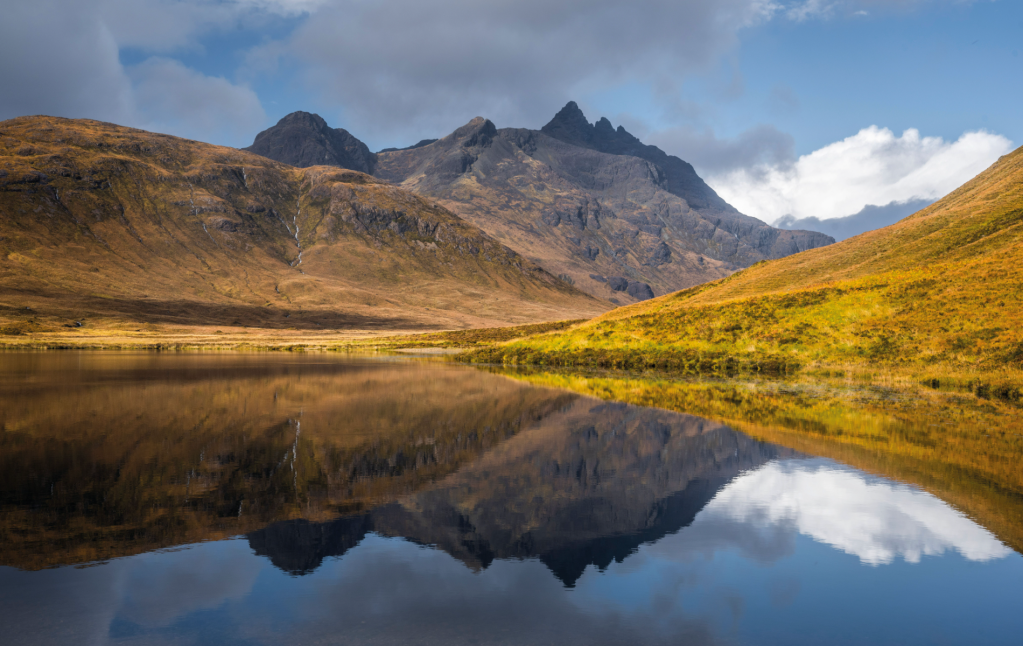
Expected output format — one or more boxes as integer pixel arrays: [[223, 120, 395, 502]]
[[0, 116, 606, 332], [470, 144, 1023, 374]]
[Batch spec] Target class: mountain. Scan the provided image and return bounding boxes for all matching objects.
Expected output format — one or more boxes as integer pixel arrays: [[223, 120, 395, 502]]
[[540, 101, 737, 213], [471, 143, 1023, 373], [0, 116, 606, 333], [245, 106, 834, 304]]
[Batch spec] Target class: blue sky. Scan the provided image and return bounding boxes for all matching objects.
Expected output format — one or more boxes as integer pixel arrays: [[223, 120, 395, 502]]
[[2, 0, 1019, 222]]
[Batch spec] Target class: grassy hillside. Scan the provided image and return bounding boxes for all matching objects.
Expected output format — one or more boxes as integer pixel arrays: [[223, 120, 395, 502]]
[[468, 144, 1023, 380], [0, 116, 606, 337]]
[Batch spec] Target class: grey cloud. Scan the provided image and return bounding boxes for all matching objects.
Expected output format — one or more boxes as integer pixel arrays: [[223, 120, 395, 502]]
[[250, 535, 727, 646], [647, 124, 796, 176], [117, 543, 262, 627], [773, 198, 934, 240], [130, 57, 266, 143], [96, 0, 236, 52], [0, 1, 134, 124], [277, 0, 777, 144], [0, 0, 268, 147]]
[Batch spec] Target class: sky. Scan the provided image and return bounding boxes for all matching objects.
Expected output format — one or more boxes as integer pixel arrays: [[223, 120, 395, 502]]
[[1, 0, 1019, 223]]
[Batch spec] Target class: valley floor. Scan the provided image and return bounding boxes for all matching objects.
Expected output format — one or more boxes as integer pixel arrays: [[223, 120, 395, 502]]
[[0, 316, 582, 352], [3, 313, 1020, 409]]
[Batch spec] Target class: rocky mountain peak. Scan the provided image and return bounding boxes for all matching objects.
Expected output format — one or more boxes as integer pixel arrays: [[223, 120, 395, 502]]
[[275, 111, 330, 130], [244, 111, 375, 174], [594, 116, 615, 136], [451, 117, 497, 148], [541, 101, 595, 147]]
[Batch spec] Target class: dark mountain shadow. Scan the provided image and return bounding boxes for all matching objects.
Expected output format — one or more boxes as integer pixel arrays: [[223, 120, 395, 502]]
[[15, 291, 421, 330]]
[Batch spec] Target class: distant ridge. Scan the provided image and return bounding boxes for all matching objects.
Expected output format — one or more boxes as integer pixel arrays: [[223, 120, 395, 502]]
[[774, 198, 935, 241]]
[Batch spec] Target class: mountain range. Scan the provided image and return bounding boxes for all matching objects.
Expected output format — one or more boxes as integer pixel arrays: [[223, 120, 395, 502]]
[[246, 103, 834, 304]]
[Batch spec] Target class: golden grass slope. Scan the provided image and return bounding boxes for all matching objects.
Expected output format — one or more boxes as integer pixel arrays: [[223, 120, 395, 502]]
[[0, 116, 607, 336], [470, 144, 1023, 376]]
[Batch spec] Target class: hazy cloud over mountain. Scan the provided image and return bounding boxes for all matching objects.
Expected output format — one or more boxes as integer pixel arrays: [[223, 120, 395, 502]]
[[773, 199, 935, 240], [647, 124, 797, 176], [706, 126, 1012, 222]]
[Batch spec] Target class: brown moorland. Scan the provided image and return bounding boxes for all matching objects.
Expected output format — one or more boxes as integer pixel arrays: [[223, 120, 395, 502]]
[[0, 116, 607, 340]]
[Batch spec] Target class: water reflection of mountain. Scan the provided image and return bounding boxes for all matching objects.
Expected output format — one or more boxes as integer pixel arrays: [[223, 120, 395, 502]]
[[248, 400, 796, 585]]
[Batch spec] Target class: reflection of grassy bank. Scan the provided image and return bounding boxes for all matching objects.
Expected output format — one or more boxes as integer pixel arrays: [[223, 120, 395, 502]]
[[498, 369, 1023, 553], [0, 356, 575, 570]]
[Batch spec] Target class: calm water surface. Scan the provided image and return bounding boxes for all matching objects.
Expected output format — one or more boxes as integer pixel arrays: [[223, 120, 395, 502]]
[[1, 352, 1021, 645]]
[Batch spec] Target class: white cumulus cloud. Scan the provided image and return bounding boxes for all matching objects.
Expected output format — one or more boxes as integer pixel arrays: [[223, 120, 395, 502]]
[[707, 126, 1013, 222]]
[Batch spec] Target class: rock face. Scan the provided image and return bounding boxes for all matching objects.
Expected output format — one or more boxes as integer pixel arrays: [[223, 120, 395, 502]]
[[541, 101, 729, 213], [245, 111, 376, 174], [245, 106, 835, 304]]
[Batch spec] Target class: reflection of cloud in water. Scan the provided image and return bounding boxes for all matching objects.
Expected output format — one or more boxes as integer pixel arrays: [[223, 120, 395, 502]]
[[703, 459, 1011, 565], [0, 539, 264, 645], [116, 542, 262, 626]]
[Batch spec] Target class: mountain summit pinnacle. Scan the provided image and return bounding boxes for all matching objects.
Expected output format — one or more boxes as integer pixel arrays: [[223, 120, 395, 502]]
[[541, 101, 595, 147]]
